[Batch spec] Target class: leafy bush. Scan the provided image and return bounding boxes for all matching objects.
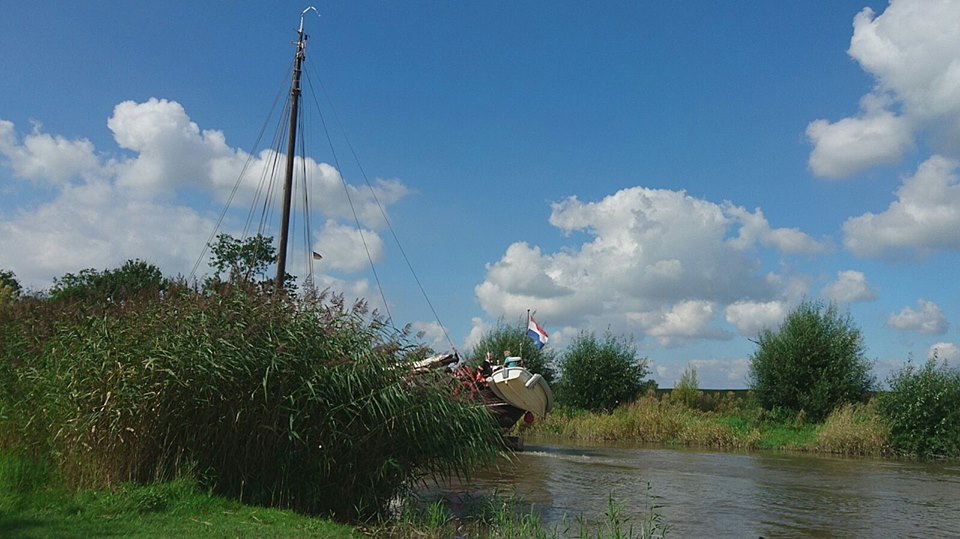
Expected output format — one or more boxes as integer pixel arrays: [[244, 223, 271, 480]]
[[670, 367, 700, 408], [468, 321, 556, 383], [748, 300, 874, 422], [0, 270, 21, 310], [0, 270, 21, 297], [556, 331, 649, 413], [49, 259, 166, 302], [877, 358, 960, 458], [0, 285, 500, 519]]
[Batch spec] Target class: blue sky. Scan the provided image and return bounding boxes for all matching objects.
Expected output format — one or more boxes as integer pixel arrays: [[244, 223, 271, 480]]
[[2, 1, 958, 388]]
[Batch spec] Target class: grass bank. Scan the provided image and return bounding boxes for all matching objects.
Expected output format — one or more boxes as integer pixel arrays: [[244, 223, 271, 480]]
[[1, 452, 669, 539], [0, 453, 359, 538], [523, 394, 890, 456]]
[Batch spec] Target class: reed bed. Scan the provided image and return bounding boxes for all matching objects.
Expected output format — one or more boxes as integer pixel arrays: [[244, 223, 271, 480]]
[[0, 285, 502, 519], [526, 393, 892, 455], [814, 402, 890, 455], [530, 395, 761, 450]]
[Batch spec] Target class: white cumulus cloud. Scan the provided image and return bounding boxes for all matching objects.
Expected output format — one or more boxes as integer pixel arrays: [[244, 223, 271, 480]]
[[724, 301, 788, 337], [807, 109, 913, 179], [807, 0, 960, 178], [0, 120, 106, 185], [928, 342, 960, 366], [313, 220, 384, 273], [821, 270, 878, 304], [476, 187, 816, 345], [0, 99, 408, 291], [887, 299, 948, 335], [629, 300, 730, 347], [843, 155, 960, 258]]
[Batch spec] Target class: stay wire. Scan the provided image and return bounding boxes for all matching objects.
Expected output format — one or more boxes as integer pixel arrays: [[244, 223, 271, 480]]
[[303, 69, 393, 323], [189, 59, 293, 283], [304, 68, 456, 352]]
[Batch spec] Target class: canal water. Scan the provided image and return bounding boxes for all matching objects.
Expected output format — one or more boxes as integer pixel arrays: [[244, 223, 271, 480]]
[[431, 438, 960, 538]]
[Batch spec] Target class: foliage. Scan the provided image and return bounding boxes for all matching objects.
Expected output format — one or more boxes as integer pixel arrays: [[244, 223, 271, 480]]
[[0, 269, 21, 300], [556, 331, 649, 413], [0, 286, 15, 311], [0, 285, 501, 519], [468, 321, 557, 383], [670, 367, 700, 408], [748, 300, 875, 422], [206, 233, 277, 284], [815, 402, 889, 456], [877, 358, 960, 458], [49, 259, 165, 303]]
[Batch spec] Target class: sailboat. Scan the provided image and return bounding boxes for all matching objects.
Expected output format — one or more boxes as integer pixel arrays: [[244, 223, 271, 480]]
[[264, 8, 554, 437]]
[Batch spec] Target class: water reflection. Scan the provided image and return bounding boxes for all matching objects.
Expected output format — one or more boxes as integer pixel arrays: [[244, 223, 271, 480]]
[[430, 438, 960, 538]]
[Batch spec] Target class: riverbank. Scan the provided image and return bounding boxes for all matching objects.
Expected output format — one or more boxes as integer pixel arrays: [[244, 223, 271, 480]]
[[0, 453, 359, 538], [521, 393, 890, 456], [0, 452, 669, 538]]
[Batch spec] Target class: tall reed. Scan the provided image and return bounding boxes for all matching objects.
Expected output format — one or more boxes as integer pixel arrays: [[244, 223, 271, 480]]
[[814, 402, 889, 456], [0, 284, 501, 519]]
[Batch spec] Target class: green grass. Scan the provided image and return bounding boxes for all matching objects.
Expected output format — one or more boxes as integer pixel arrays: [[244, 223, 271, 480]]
[[0, 453, 359, 538]]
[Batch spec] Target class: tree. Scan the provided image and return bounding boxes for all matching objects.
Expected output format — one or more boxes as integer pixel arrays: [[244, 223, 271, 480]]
[[878, 357, 960, 458], [748, 299, 874, 422], [0, 269, 21, 308], [205, 233, 295, 293], [468, 322, 556, 383], [50, 259, 166, 302], [671, 366, 700, 408], [556, 331, 649, 413], [0, 269, 22, 297]]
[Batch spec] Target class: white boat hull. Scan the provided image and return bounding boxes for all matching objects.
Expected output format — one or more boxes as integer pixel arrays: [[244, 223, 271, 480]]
[[487, 367, 554, 418]]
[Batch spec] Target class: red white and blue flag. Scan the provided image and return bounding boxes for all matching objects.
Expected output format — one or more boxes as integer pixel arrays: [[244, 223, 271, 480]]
[[526, 316, 549, 350]]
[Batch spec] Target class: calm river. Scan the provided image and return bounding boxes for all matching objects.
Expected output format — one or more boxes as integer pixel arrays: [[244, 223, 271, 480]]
[[431, 438, 960, 538]]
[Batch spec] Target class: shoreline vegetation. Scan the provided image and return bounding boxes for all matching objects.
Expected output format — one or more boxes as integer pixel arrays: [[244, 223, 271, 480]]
[[521, 392, 890, 457]]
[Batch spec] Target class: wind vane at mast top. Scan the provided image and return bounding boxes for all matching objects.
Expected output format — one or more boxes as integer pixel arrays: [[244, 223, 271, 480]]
[[275, 6, 319, 292], [300, 6, 318, 33]]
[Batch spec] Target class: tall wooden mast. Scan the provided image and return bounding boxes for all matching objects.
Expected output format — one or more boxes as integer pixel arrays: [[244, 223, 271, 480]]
[[276, 7, 316, 290]]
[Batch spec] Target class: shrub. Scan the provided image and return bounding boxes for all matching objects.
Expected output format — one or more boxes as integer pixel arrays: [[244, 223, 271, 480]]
[[670, 367, 700, 408], [468, 321, 556, 383], [0, 270, 21, 310], [0, 285, 501, 519], [748, 300, 874, 422], [49, 259, 166, 303], [556, 331, 649, 413], [877, 358, 960, 458]]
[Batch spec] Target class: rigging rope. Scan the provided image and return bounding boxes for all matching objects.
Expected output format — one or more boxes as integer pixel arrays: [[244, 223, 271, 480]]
[[189, 61, 293, 283], [304, 68, 458, 352], [303, 69, 394, 324], [190, 44, 458, 354]]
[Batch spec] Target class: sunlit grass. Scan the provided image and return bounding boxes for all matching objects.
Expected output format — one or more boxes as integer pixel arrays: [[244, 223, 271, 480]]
[[524, 393, 890, 456], [815, 402, 890, 455], [0, 452, 360, 538]]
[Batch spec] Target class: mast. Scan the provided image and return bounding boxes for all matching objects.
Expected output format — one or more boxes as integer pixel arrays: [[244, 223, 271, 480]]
[[276, 7, 317, 291]]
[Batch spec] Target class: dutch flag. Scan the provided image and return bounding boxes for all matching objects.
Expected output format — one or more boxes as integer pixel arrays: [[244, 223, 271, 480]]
[[526, 316, 549, 350]]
